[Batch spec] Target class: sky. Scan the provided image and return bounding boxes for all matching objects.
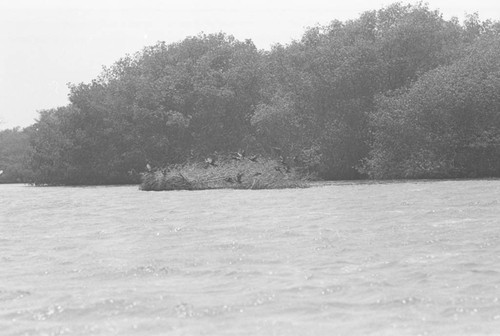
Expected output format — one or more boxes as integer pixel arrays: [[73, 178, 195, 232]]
[[0, 0, 499, 130]]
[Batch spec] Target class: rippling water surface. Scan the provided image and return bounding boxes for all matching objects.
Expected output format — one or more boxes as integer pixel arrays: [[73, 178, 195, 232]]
[[1, 181, 500, 335]]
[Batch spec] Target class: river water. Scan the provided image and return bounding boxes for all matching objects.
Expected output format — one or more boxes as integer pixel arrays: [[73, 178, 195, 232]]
[[1, 181, 500, 335]]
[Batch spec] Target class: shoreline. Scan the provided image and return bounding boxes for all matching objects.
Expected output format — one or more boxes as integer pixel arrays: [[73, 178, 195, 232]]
[[3, 177, 500, 189]]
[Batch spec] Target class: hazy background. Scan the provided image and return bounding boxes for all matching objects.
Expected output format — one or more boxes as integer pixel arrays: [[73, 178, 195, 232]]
[[0, 0, 498, 130]]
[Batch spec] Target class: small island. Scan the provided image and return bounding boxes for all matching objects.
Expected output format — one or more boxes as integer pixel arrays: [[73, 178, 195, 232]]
[[140, 154, 311, 191]]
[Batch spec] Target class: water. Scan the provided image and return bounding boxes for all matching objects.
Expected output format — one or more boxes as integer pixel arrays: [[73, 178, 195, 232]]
[[1, 181, 500, 335]]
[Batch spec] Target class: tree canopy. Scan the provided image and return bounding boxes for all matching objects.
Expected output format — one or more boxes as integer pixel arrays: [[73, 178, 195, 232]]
[[2, 3, 499, 184]]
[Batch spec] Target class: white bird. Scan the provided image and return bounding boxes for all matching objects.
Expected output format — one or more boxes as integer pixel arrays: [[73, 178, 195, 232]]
[[204, 157, 217, 167], [0, 170, 3, 175]]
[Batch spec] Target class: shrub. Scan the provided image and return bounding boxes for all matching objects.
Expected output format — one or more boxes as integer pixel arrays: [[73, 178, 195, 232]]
[[140, 156, 312, 191]]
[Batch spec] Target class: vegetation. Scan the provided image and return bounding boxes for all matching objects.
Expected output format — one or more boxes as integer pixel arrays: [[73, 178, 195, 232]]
[[1, 3, 500, 187], [365, 36, 500, 179], [0, 127, 32, 183], [140, 155, 311, 191]]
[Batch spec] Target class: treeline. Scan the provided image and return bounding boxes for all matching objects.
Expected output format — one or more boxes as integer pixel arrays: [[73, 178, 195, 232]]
[[2, 3, 500, 184]]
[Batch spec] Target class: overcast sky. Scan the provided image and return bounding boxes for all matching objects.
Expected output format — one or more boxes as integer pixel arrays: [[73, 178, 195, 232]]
[[0, 0, 499, 129]]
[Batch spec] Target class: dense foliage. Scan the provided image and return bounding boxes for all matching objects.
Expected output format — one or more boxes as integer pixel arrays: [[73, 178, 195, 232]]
[[0, 127, 32, 183], [365, 36, 500, 178], [28, 34, 263, 184], [2, 3, 500, 184]]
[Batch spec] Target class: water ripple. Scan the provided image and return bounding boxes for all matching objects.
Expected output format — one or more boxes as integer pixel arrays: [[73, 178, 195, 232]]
[[2, 181, 500, 335]]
